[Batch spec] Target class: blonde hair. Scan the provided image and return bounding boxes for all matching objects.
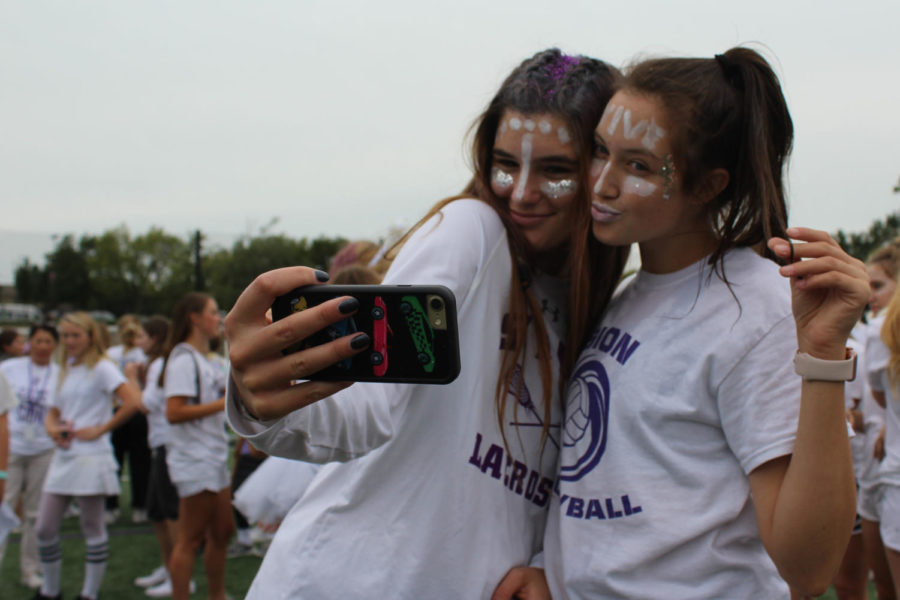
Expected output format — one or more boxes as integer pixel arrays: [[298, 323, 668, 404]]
[[868, 238, 900, 282], [118, 318, 145, 351], [57, 312, 109, 384]]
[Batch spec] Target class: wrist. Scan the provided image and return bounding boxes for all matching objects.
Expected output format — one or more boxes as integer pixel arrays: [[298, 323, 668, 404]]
[[0, 470, 7, 480], [794, 347, 857, 382]]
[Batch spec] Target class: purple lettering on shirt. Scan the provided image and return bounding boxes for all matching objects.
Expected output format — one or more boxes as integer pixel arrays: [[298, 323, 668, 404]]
[[566, 497, 585, 518], [509, 460, 527, 495], [482, 444, 504, 480], [586, 499, 606, 520], [468, 432, 484, 468]]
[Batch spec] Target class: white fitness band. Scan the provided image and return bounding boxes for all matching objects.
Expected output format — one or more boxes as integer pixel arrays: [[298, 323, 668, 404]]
[[793, 348, 858, 382]]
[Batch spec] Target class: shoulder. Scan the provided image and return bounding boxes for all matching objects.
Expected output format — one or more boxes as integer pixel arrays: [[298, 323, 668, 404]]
[[421, 198, 506, 242], [712, 248, 792, 320], [0, 356, 27, 375]]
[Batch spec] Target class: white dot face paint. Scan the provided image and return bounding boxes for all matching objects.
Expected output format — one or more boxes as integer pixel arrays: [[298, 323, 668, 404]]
[[538, 120, 552, 135], [511, 134, 533, 203], [524, 119, 536, 132], [491, 167, 514, 191], [498, 121, 508, 135], [509, 117, 522, 131], [557, 128, 570, 145], [623, 175, 657, 197], [540, 179, 578, 199]]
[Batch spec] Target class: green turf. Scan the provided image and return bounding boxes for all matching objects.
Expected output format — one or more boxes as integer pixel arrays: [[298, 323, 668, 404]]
[[0, 510, 263, 599]]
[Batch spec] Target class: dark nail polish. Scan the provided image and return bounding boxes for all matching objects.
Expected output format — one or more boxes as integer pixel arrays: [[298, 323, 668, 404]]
[[350, 333, 370, 350], [339, 298, 359, 314], [315, 270, 330, 282]]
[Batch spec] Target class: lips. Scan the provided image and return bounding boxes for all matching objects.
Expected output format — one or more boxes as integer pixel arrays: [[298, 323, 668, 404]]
[[590, 202, 621, 223]]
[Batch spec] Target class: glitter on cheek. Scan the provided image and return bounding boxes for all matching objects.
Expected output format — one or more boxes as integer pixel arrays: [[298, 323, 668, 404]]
[[491, 167, 514, 191], [540, 179, 578, 199], [623, 175, 657, 197]]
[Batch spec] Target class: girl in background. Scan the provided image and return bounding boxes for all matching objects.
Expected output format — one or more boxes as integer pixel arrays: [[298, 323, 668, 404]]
[[0, 325, 59, 590], [162, 293, 231, 600], [34, 312, 141, 600], [497, 47, 867, 599]]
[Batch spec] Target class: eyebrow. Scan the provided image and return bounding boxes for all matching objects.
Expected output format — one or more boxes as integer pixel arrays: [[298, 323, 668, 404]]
[[492, 148, 577, 164], [594, 133, 662, 161]]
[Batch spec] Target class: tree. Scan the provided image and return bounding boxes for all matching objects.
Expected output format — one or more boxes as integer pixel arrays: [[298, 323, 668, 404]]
[[44, 235, 91, 310]]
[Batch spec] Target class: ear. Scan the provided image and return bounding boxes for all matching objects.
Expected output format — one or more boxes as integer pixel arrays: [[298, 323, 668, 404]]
[[695, 168, 730, 205]]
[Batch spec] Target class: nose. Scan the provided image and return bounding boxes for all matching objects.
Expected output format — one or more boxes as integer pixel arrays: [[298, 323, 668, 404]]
[[591, 159, 618, 199]]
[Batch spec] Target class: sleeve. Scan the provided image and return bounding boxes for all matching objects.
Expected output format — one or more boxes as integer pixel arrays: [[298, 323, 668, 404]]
[[96, 360, 127, 395], [164, 352, 199, 400], [227, 199, 503, 462], [867, 323, 889, 392], [845, 338, 865, 408], [0, 370, 17, 414], [718, 314, 802, 475], [141, 359, 165, 413]]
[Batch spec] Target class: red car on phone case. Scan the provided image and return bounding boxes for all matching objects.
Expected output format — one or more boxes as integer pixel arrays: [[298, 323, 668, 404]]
[[370, 297, 390, 376]]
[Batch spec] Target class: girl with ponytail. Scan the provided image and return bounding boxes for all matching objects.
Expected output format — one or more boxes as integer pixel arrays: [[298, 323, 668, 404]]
[[497, 47, 869, 599]]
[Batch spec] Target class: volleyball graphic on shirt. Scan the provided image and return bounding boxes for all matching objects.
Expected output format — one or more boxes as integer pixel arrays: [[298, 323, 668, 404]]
[[559, 359, 609, 482]]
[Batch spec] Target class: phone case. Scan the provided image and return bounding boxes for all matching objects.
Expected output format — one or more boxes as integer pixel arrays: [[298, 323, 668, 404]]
[[271, 284, 461, 384]]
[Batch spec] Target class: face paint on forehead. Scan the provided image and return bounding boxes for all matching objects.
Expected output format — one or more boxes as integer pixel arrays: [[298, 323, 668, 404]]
[[601, 103, 667, 151], [511, 134, 533, 203], [558, 128, 570, 145], [524, 119, 536, 132], [492, 167, 514, 191], [509, 117, 523, 131], [541, 179, 578, 199]]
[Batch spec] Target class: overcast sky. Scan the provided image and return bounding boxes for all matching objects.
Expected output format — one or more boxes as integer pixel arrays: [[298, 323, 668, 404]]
[[2, 0, 899, 285]]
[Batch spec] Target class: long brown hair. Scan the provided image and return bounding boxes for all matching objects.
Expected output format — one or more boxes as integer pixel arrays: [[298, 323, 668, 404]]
[[621, 47, 793, 277], [158, 292, 212, 387], [385, 49, 627, 453]]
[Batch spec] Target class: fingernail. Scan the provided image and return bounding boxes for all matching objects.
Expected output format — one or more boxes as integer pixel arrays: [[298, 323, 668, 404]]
[[339, 298, 359, 314], [350, 333, 370, 350], [315, 270, 330, 282]]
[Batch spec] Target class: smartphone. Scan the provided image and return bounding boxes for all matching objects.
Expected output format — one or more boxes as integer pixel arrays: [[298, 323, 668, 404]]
[[271, 284, 461, 384]]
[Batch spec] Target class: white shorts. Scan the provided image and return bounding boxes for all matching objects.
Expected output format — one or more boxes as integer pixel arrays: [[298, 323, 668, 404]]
[[858, 483, 884, 522], [171, 461, 230, 498], [879, 484, 900, 551], [43, 451, 120, 496]]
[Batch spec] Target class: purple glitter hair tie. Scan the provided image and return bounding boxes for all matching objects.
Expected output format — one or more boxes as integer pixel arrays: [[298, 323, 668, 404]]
[[545, 54, 580, 99]]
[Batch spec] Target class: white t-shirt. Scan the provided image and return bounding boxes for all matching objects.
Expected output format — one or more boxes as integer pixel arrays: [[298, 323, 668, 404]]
[[106, 345, 147, 371], [227, 199, 566, 599], [163, 343, 228, 480], [50, 359, 125, 455], [0, 370, 16, 414], [0, 357, 58, 455], [544, 248, 800, 599], [858, 318, 887, 490], [142, 357, 170, 449], [866, 316, 900, 487]]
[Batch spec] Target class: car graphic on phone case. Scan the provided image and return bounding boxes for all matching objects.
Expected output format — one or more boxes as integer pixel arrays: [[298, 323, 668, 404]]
[[400, 296, 435, 373], [370, 296, 391, 377]]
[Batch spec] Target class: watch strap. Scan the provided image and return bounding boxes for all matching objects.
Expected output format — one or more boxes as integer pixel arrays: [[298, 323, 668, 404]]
[[793, 348, 857, 382]]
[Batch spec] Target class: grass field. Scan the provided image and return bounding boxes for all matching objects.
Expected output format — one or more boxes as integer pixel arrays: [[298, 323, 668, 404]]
[[0, 507, 263, 599]]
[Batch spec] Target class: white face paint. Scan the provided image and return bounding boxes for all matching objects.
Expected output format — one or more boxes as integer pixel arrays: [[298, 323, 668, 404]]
[[491, 167, 514, 191], [509, 117, 522, 131], [591, 158, 611, 195], [540, 179, 578, 199], [538, 120, 552, 134], [557, 127, 571, 145], [602, 102, 666, 151], [511, 134, 533, 203], [623, 175, 657, 197]]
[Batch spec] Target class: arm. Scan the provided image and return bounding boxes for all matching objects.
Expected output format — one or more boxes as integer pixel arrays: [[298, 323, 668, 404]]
[[753, 228, 869, 594], [226, 200, 493, 460], [74, 380, 142, 441], [166, 394, 225, 424], [491, 567, 550, 600]]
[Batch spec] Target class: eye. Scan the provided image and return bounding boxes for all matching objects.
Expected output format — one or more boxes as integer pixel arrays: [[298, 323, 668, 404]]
[[543, 164, 576, 178], [493, 156, 519, 170], [627, 160, 651, 173], [592, 142, 609, 159]]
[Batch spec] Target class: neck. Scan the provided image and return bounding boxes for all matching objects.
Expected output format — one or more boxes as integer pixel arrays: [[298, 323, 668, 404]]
[[639, 229, 718, 275], [185, 330, 209, 354], [31, 355, 51, 366]]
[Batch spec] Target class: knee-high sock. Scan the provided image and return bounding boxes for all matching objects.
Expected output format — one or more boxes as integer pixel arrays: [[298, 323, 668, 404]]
[[37, 536, 62, 596], [82, 534, 109, 599]]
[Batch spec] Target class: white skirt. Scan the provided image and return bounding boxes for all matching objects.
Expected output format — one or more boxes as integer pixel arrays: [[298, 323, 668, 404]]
[[171, 461, 230, 498], [43, 451, 120, 496]]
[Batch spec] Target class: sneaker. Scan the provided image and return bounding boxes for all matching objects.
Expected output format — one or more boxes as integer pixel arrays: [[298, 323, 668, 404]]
[[226, 541, 256, 558], [32, 592, 62, 600], [135, 565, 168, 588], [22, 572, 43, 589], [131, 508, 148, 524], [104, 508, 119, 524], [145, 578, 196, 597]]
